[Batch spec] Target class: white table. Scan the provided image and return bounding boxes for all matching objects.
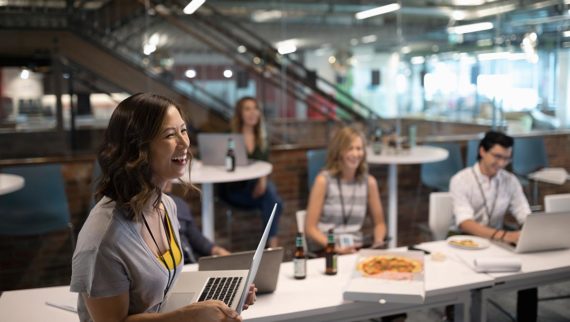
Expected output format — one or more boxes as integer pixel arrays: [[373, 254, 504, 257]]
[[418, 241, 570, 322], [0, 246, 493, 322], [179, 160, 272, 241], [0, 173, 25, 195], [367, 146, 449, 248]]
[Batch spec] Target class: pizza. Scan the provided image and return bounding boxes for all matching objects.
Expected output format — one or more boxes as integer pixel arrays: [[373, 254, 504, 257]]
[[448, 239, 479, 248], [357, 255, 423, 277]]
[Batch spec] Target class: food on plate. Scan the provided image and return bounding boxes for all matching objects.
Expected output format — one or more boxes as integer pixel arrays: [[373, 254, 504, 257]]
[[448, 238, 479, 248], [357, 255, 423, 278]]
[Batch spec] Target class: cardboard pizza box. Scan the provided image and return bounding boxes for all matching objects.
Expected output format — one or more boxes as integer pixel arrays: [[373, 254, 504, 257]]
[[343, 249, 425, 304]]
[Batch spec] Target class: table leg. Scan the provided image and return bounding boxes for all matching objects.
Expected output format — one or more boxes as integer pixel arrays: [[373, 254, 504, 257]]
[[388, 164, 398, 248], [201, 183, 215, 241]]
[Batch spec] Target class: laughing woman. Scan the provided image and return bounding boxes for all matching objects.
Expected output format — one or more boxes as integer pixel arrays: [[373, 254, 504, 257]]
[[71, 93, 254, 322], [305, 126, 387, 254]]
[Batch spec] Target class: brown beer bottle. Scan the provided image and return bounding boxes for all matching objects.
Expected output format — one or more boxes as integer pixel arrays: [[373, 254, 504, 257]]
[[325, 229, 337, 275], [293, 233, 307, 279]]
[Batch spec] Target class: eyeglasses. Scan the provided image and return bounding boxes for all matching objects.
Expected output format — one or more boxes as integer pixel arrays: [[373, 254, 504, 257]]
[[489, 152, 512, 163]]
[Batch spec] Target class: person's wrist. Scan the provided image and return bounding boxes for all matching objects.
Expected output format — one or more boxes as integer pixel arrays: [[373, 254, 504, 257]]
[[500, 230, 508, 241]]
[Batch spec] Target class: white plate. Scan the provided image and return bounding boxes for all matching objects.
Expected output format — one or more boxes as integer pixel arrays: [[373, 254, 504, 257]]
[[446, 235, 490, 250]]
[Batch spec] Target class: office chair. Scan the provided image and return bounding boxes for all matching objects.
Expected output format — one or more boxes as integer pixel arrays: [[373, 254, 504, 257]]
[[465, 138, 480, 167], [428, 192, 454, 241], [0, 164, 75, 247], [544, 193, 570, 212], [512, 136, 548, 206], [420, 142, 464, 192], [306, 149, 327, 191], [0, 164, 76, 289]]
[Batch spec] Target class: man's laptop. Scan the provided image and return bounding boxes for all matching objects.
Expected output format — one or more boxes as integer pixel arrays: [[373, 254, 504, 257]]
[[500, 211, 570, 253], [199, 247, 284, 294], [160, 203, 278, 314], [197, 133, 250, 166]]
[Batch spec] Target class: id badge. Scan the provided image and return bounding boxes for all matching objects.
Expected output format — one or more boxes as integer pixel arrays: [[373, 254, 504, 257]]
[[339, 234, 355, 248]]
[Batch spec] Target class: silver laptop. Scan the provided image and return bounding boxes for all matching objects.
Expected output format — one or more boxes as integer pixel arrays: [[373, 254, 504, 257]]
[[501, 211, 570, 253], [199, 247, 284, 294], [160, 203, 278, 314], [197, 133, 250, 166]]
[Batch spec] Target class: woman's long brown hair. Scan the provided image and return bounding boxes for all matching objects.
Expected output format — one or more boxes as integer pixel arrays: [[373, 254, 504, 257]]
[[95, 93, 191, 220]]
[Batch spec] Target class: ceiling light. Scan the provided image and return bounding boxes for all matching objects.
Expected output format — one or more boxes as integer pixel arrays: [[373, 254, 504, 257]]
[[253, 57, 262, 64], [401, 46, 411, 54], [452, 11, 466, 20], [223, 69, 233, 78], [563, 31, 570, 38], [185, 69, 196, 78], [350, 38, 359, 46], [252, 10, 283, 22], [355, 3, 400, 20], [237, 45, 247, 53], [183, 0, 205, 15], [411, 56, 425, 65], [361, 35, 377, 44], [448, 22, 493, 34], [20, 68, 30, 80], [277, 41, 297, 55], [328, 56, 336, 64]]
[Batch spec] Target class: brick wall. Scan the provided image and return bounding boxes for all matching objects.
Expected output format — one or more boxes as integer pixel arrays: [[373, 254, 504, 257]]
[[1, 130, 569, 291]]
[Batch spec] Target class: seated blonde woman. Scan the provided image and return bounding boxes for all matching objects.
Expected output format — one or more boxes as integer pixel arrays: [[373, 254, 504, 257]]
[[305, 127, 387, 254]]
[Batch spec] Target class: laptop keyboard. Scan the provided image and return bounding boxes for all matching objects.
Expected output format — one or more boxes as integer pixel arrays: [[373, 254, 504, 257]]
[[198, 276, 243, 306]]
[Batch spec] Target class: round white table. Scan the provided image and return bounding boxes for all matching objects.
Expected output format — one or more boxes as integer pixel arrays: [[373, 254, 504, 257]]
[[179, 160, 272, 241], [367, 145, 449, 248], [0, 173, 25, 195]]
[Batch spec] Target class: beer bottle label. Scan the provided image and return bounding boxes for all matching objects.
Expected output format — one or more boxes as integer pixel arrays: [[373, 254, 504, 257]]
[[294, 258, 306, 277]]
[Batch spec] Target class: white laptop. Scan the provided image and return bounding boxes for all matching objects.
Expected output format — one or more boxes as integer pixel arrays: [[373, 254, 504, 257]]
[[501, 211, 570, 253], [160, 203, 278, 314], [197, 133, 250, 166]]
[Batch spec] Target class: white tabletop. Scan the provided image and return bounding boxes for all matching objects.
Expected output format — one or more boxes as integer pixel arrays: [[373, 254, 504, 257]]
[[182, 160, 272, 184], [0, 173, 25, 195], [367, 146, 449, 165], [418, 241, 570, 284], [0, 246, 493, 322]]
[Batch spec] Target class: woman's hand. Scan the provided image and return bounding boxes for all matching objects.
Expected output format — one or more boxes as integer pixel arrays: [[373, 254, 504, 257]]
[[242, 284, 257, 311], [178, 300, 242, 322], [211, 245, 231, 256], [252, 177, 267, 198]]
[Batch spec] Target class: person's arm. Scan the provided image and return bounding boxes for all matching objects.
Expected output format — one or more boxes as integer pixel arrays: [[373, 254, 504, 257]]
[[252, 176, 267, 198], [508, 175, 532, 225], [305, 173, 328, 248], [367, 176, 387, 246], [458, 220, 520, 244], [251, 144, 269, 198], [82, 292, 241, 322]]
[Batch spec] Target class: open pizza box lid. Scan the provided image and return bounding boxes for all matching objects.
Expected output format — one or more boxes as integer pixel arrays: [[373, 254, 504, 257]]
[[343, 249, 425, 304]]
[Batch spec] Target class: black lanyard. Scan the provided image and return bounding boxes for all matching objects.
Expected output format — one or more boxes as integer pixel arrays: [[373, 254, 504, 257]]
[[336, 177, 357, 227], [471, 168, 500, 225], [141, 204, 179, 309]]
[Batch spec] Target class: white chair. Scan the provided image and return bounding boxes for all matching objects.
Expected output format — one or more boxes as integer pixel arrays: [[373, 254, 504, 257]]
[[544, 193, 570, 212], [428, 192, 454, 241]]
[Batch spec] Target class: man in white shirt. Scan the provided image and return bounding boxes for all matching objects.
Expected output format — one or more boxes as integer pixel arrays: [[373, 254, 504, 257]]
[[450, 131, 536, 322]]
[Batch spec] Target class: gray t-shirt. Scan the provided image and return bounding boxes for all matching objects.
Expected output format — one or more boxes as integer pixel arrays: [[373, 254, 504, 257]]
[[70, 194, 182, 321]]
